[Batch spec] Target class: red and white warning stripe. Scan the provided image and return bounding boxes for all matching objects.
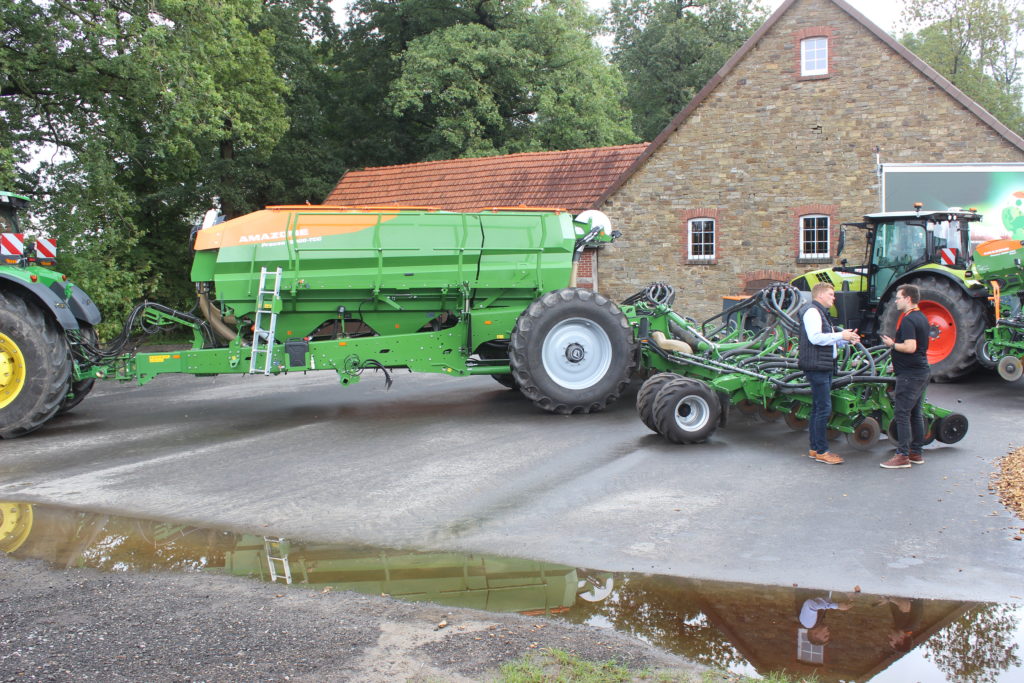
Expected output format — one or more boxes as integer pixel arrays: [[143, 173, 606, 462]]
[[0, 233, 24, 256], [939, 247, 957, 266], [35, 236, 57, 259]]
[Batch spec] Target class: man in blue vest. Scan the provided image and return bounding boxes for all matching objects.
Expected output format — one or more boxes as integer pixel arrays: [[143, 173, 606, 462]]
[[879, 284, 931, 469], [798, 283, 860, 465]]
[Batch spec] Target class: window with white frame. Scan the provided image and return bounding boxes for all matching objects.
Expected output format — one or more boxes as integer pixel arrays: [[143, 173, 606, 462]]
[[688, 218, 716, 260], [800, 215, 830, 258], [801, 37, 828, 76]]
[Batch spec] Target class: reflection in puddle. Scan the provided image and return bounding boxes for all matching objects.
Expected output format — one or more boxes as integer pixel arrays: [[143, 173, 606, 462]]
[[2, 501, 1022, 682]]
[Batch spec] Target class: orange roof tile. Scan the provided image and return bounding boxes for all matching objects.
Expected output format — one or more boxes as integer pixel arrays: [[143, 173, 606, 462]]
[[324, 144, 648, 214]]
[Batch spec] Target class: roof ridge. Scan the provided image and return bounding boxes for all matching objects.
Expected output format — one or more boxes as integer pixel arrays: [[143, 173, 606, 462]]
[[351, 143, 648, 173]]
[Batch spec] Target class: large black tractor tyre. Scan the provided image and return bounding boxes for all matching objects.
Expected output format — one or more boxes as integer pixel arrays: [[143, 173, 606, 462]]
[[0, 289, 73, 439], [651, 377, 721, 444], [509, 288, 636, 414], [58, 324, 96, 414], [636, 372, 678, 433], [879, 275, 988, 382]]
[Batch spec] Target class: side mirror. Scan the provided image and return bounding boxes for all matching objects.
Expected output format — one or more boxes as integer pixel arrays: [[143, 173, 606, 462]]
[[836, 226, 846, 257]]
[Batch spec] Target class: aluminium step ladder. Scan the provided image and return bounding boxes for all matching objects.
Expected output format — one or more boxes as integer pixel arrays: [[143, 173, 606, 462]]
[[263, 536, 293, 584], [249, 267, 283, 375]]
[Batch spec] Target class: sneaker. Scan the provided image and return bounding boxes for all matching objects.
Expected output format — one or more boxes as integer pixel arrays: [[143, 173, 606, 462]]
[[881, 453, 912, 469], [814, 451, 844, 465], [808, 450, 819, 458], [908, 452, 924, 465]]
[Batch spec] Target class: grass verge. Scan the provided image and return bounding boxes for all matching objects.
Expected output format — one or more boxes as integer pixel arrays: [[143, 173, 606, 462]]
[[496, 648, 819, 682]]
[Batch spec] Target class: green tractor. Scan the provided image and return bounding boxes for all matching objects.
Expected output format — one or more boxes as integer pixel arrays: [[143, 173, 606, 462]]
[[0, 192, 101, 437], [791, 208, 990, 382]]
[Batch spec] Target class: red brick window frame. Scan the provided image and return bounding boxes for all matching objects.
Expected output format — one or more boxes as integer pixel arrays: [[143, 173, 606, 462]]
[[792, 204, 837, 264], [794, 27, 837, 80], [681, 208, 720, 265]]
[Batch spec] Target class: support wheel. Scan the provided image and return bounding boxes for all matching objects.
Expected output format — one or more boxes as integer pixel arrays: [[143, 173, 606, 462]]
[[879, 275, 988, 382], [509, 288, 636, 414], [637, 372, 678, 433], [997, 355, 1023, 382], [0, 289, 72, 439], [652, 378, 721, 444], [58, 324, 97, 413], [935, 413, 969, 444], [847, 416, 881, 450], [975, 334, 998, 369]]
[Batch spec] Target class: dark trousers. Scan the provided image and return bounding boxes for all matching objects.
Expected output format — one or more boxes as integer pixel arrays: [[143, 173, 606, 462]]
[[806, 370, 832, 454], [894, 371, 929, 455]]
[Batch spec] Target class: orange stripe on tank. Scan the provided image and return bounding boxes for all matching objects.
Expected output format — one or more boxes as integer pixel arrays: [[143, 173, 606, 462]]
[[975, 238, 1024, 256], [194, 209, 398, 250]]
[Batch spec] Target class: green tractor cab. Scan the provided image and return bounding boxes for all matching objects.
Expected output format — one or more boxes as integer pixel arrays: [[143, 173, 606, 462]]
[[792, 209, 989, 382]]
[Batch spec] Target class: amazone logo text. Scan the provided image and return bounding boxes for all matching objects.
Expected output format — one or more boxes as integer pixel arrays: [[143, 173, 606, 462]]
[[239, 228, 311, 243]]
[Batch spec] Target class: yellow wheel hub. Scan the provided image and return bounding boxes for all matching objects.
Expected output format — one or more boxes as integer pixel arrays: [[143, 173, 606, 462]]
[[0, 501, 33, 553], [0, 331, 26, 410]]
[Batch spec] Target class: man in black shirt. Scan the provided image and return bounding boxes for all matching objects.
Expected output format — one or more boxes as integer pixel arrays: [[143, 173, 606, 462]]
[[880, 284, 931, 469]]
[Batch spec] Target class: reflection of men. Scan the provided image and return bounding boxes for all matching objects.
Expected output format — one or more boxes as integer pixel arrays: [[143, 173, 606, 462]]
[[880, 284, 930, 469], [799, 595, 852, 645], [876, 596, 924, 652], [798, 283, 860, 465]]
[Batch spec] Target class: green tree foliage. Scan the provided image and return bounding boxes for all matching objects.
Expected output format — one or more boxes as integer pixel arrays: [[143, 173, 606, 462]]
[[341, 0, 635, 164], [900, 0, 1024, 135], [0, 0, 303, 334], [608, 0, 765, 141], [924, 602, 1021, 683]]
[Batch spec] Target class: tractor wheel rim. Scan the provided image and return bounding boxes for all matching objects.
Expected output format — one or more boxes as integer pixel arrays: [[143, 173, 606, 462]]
[[918, 300, 957, 363], [672, 395, 711, 432], [541, 317, 613, 390], [0, 332, 26, 410], [0, 501, 33, 553]]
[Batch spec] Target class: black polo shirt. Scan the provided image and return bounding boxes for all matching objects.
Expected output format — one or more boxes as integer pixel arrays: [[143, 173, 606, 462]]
[[893, 309, 930, 373]]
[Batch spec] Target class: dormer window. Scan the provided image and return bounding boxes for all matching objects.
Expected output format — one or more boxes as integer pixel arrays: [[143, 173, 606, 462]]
[[801, 37, 828, 76]]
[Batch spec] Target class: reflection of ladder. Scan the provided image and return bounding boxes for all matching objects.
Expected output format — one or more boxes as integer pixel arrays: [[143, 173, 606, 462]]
[[263, 537, 292, 584], [249, 267, 283, 375]]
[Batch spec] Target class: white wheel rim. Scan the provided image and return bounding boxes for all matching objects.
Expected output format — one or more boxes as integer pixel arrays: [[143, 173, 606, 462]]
[[541, 317, 613, 390], [672, 394, 711, 432]]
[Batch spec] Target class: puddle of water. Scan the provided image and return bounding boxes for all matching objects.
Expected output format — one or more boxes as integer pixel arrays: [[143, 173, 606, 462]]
[[2, 501, 1022, 682]]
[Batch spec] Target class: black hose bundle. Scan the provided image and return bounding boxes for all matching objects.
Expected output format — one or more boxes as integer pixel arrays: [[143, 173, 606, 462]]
[[69, 302, 216, 364], [621, 282, 676, 308]]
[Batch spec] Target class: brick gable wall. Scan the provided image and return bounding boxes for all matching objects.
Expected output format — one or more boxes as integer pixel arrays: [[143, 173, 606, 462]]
[[598, 0, 1024, 321]]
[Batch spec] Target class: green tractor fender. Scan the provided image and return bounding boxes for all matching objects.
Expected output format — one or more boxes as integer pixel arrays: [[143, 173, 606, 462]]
[[0, 271, 101, 331], [884, 263, 988, 302]]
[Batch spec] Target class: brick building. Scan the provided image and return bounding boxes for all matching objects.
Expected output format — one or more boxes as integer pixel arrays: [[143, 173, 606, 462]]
[[596, 0, 1024, 319]]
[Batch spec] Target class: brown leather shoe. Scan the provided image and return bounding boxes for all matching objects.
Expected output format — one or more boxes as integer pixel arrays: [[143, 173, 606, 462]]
[[808, 450, 819, 458], [814, 451, 844, 465], [881, 453, 912, 469], [909, 452, 924, 465]]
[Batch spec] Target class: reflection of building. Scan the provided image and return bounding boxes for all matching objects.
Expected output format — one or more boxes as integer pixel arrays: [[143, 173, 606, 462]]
[[694, 581, 971, 681]]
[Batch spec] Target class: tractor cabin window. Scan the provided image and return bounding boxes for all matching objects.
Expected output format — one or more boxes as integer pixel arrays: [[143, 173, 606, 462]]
[[688, 218, 716, 261], [800, 215, 830, 259], [801, 37, 828, 77]]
